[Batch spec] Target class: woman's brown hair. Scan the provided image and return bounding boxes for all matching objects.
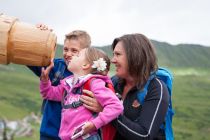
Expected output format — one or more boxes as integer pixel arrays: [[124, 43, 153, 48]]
[[112, 33, 158, 89]]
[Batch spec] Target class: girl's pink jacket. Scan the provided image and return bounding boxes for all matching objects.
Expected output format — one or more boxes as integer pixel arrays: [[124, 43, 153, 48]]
[[40, 74, 123, 140]]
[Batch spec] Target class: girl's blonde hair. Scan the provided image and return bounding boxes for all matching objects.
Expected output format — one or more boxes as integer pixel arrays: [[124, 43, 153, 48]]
[[85, 47, 110, 76]]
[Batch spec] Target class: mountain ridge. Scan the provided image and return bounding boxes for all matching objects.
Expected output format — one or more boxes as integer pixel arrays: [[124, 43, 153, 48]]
[[54, 39, 210, 68]]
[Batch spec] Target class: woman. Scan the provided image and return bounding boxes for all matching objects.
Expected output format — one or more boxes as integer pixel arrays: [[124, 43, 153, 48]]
[[111, 33, 169, 140], [81, 33, 169, 140]]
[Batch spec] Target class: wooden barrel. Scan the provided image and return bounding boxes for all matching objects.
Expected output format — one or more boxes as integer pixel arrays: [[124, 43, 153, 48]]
[[0, 14, 57, 66]]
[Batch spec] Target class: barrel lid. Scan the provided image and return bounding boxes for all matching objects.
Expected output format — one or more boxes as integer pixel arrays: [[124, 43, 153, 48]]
[[0, 14, 18, 31], [0, 14, 18, 64]]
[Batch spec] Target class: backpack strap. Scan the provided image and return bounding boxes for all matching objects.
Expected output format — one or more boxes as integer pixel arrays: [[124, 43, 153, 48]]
[[83, 77, 115, 93], [61, 90, 83, 109], [111, 76, 123, 100], [156, 67, 173, 109], [61, 77, 96, 109], [137, 74, 155, 104], [111, 75, 119, 87], [82, 77, 95, 96]]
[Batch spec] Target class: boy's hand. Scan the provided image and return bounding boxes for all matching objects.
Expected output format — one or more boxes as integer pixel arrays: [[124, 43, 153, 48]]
[[36, 23, 53, 32], [40, 60, 54, 82]]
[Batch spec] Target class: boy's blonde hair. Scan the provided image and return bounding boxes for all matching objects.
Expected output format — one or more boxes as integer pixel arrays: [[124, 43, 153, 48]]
[[85, 48, 110, 76], [65, 30, 91, 48]]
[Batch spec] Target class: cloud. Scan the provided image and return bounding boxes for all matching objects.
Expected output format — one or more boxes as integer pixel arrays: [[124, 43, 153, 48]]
[[0, 0, 210, 46]]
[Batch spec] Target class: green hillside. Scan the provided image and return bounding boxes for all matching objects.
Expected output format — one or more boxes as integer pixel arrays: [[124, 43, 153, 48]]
[[1, 41, 210, 140], [172, 69, 210, 140], [0, 65, 40, 119], [152, 40, 210, 68]]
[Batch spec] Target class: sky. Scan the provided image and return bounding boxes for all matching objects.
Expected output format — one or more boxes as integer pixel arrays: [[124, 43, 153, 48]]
[[0, 0, 210, 46]]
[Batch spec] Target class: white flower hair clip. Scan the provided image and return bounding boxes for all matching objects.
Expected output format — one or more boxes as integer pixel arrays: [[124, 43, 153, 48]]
[[91, 58, 107, 72]]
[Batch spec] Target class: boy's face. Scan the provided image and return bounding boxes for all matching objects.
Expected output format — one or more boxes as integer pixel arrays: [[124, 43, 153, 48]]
[[63, 39, 82, 65]]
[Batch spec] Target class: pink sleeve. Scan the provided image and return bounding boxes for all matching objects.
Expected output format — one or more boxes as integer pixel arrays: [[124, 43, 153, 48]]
[[90, 79, 123, 129], [40, 80, 65, 101]]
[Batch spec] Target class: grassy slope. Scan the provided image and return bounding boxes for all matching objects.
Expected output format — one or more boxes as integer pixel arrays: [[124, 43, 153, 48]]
[[0, 65, 41, 119], [1, 42, 210, 139], [172, 68, 210, 140]]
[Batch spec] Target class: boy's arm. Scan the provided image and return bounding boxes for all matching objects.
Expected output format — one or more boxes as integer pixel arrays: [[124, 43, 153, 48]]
[[27, 66, 42, 77], [27, 58, 57, 77], [27, 59, 56, 78]]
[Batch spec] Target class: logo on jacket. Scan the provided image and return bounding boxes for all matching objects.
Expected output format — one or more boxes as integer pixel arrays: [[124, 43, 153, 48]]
[[132, 99, 140, 108]]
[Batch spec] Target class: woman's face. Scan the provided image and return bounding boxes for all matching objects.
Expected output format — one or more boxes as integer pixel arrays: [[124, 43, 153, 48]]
[[63, 39, 82, 65], [111, 41, 129, 78]]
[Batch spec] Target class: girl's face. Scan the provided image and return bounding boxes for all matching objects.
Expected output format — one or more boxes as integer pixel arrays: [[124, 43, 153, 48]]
[[63, 39, 82, 65], [111, 41, 129, 79], [67, 48, 88, 74]]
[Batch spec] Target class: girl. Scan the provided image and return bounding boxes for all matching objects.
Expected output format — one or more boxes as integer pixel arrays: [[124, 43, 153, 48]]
[[28, 28, 93, 140], [40, 47, 123, 140]]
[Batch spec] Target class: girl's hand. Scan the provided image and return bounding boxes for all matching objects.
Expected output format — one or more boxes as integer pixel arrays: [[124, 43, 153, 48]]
[[40, 60, 54, 82], [82, 122, 96, 135], [80, 90, 103, 113]]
